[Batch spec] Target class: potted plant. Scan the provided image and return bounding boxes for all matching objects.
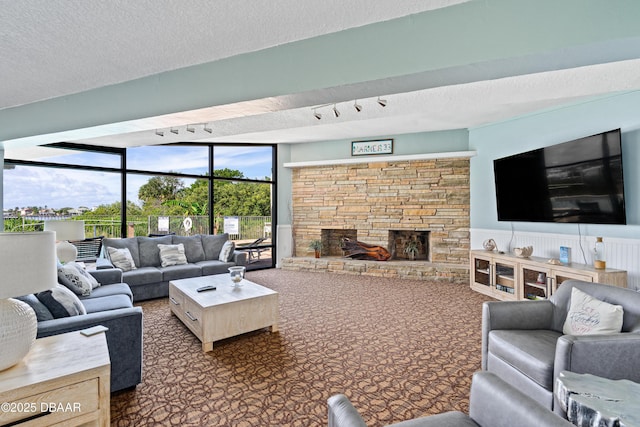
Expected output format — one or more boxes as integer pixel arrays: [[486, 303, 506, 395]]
[[309, 240, 323, 258], [403, 240, 420, 261]]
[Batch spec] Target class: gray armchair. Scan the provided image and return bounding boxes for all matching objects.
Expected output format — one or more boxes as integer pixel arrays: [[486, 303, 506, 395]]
[[327, 371, 572, 427], [482, 280, 640, 414]]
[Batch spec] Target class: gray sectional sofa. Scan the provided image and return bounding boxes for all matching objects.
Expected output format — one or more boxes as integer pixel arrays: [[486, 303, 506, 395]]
[[20, 268, 143, 393], [97, 233, 247, 302]]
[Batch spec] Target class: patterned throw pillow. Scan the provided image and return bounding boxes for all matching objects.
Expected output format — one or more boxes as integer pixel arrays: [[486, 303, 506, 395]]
[[563, 287, 624, 335], [36, 285, 87, 318], [58, 263, 93, 296], [157, 243, 188, 267], [71, 262, 101, 290], [218, 240, 235, 262], [107, 247, 137, 272]]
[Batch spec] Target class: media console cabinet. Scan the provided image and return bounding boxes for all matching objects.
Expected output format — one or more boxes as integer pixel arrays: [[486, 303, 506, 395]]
[[470, 250, 627, 301]]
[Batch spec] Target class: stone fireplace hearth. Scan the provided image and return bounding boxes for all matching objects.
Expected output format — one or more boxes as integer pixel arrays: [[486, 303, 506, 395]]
[[286, 157, 471, 283]]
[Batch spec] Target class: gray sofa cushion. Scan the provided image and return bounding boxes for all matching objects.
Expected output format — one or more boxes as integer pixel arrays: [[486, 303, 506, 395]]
[[103, 237, 141, 267], [80, 282, 133, 301], [201, 233, 229, 260], [196, 259, 236, 276], [138, 236, 173, 267], [488, 329, 561, 389], [122, 267, 163, 287], [161, 263, 202, 281], [172, 235, 206, 263], [81, 294, 134, 313]]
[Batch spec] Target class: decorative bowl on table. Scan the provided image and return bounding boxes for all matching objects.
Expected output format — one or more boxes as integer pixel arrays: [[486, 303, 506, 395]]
[[228, 266, 246, 287], [513, 246, 533, 258]]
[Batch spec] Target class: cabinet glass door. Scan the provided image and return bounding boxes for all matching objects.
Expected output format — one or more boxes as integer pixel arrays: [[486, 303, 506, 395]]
[[553, 272, 592, 294], [521, 265, 550, 300], [495, 261, 516, 298], [473, 257, 491, 288]]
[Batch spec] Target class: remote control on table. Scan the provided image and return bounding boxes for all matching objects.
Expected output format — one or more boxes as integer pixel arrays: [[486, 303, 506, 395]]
[[80, 325, 109, 336], [196, 285, 216, 292]]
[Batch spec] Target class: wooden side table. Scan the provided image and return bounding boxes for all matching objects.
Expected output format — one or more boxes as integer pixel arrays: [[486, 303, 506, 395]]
[[0, 331, 110, 427]]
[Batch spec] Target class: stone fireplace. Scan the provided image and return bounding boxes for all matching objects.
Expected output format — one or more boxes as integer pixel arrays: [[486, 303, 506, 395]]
[[285, 157, 471, 282]]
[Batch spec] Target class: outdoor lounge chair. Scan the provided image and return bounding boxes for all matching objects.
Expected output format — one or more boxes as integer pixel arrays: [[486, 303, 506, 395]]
[[238, 237, 269, 263]]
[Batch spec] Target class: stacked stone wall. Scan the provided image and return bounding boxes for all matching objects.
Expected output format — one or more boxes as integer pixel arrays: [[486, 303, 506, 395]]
[[288, 158, 471, 282]]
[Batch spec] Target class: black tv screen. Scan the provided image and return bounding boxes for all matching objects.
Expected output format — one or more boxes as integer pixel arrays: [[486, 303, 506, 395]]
[[493, 129, 626, 224]]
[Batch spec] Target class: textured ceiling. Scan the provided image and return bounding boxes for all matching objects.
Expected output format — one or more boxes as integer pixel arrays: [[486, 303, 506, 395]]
[[2, 0, 640, 157], [1, 0, 467, 109]]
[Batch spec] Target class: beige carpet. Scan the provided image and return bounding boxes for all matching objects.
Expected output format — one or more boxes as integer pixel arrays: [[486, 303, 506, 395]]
[[110, 269, 494, 426]]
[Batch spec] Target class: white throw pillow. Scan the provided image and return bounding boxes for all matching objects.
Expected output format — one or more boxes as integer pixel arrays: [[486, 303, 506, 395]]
[[107, 247, 137, 272], [563, 287, 624, 335], [219, 240, 235, 262], [157, 243, 188, 267]]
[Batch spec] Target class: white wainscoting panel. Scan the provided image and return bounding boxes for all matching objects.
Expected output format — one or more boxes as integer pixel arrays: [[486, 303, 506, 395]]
[[471, 228, 640, 291]]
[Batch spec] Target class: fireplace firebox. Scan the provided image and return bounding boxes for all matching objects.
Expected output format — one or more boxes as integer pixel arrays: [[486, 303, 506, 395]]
[[319, 229, 430, 261], [388, 230, 430, 261]]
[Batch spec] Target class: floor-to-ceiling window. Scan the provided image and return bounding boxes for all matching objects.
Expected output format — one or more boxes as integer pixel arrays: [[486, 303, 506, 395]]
[[3, 144, 124, 236], [3, 142, 277, 269], [213, 145, 274, 267]]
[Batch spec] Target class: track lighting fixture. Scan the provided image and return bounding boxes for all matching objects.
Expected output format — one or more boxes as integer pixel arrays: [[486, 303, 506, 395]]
[[203, 124, 213, 133], [155, 130, 164, 137], [186, 126, 195, 133], [313, 96, 387, 119], [170, 128, 179, 135]]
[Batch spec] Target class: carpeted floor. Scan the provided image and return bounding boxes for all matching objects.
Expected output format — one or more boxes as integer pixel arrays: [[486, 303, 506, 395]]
[[110, 269, 494, 426]]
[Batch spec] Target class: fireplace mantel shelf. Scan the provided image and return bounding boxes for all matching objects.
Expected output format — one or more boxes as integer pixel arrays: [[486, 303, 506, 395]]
[[283, 151, 477, 168]]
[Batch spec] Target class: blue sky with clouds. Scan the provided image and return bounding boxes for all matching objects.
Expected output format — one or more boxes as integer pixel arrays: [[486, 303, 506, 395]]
[[4, 145, 273, 210]]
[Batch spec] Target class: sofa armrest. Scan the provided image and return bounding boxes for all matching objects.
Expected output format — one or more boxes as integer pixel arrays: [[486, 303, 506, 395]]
[[327, 394, 367, 427], [96, 257, 115, 270], [37, 307, 143, 392], [233, 250, 248, 266], [554, 333, 640, 382], [482, 300, 554, 369], [470, 371, 572, 427], [89, 268, 123, 285]]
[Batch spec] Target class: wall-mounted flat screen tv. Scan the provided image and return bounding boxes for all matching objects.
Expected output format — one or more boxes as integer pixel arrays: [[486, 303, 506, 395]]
[[493, 129, 626, 224]]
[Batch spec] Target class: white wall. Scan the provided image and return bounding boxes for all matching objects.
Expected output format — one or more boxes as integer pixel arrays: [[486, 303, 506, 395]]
[[469, 91, 640, 290]]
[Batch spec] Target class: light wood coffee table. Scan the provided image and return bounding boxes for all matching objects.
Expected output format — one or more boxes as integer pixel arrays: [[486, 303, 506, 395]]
[[169, 275, 279, 352]]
